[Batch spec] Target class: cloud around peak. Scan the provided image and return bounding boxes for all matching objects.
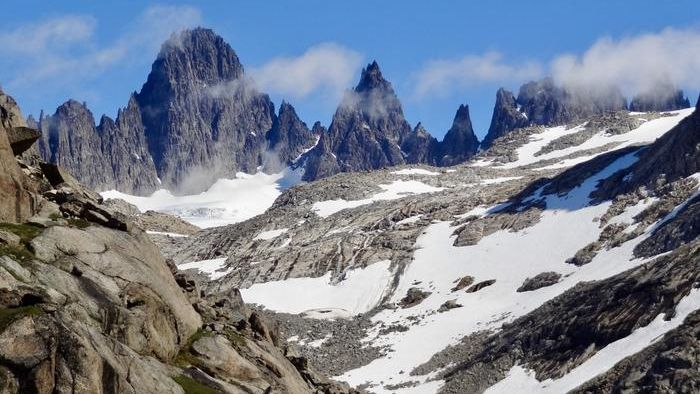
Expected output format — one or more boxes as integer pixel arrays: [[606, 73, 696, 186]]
[[249, 43, 363, 100], [412, 26, 700, 99]]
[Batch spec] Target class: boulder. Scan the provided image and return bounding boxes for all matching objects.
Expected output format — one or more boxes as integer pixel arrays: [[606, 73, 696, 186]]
[[6, 126, 41, 156]]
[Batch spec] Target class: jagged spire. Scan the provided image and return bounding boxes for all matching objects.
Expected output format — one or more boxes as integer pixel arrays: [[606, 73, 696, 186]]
[[355, 60, 391, 93]]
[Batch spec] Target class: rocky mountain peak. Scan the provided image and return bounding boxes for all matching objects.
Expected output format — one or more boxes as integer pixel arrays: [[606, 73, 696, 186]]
[[438, 103, 479, 166], [156, 27, 244, 83], [482, 88, 528, 149], [629, 81, 691, 112], [303, 60, 413, 180], [355, 60, 390, 93], [266, 100, 316, 169], [311, 121, 326, 135]]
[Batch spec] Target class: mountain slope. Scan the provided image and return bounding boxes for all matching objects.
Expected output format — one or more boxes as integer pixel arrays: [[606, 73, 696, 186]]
[[168, 103, 700, 393]]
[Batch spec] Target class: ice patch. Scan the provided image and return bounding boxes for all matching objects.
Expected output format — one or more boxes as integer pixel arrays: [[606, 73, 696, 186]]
[[102, 168, 303, 228]]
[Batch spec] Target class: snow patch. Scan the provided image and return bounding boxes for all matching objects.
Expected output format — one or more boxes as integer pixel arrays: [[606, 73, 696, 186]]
[[178, 258, 231, 280], [101, 168, 303, 228], [254, 228, 289, 241], [485, 288, 700, 393], [313, 180, 445, 218], [241, 260, 394, 319], [391, 168, 440, 176]]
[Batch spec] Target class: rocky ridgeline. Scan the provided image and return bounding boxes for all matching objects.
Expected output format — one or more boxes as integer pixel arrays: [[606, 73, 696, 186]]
[[35, 28, 317, 195], [0, 90, 355, 393], [33, 27, 694, 193]]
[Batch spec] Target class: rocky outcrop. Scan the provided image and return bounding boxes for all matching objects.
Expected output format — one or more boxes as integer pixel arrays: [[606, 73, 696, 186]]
[[400, 123, 439, 165], [436, 104, 479, 166], [303, 61, 413, 181], [0, 88, 40, 223], [592, 97, 700, 201], [266, 101, 317, 169], [483, 78, 627, 150], [629, 82, 691, 112]]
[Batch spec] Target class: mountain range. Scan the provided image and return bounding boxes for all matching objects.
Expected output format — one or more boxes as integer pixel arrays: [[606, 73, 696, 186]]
[[1, 24, 700, 394], [32, 28, 692, 195]]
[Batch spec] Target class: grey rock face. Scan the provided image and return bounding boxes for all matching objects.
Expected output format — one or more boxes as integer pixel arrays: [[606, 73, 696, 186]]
[[516, 272, 561, 292], [629, 82, 691, 112], [482, 88, 528, 149], [98, 96, 160, 194], [36, 98, 160, 195], [266, 101, 317, 169], [136, 28, 275, 192], [400, 122, 439, 165], [37, 100, 114, 191], [436, 104, 479, 166], [483, 78, 628, 150], [37, 28, 318, 195], [303, 61, 413, 181], [0, 89, 41, 223]]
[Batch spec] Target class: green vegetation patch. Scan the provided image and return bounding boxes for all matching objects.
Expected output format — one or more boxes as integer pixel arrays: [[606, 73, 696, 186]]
[[173, 329, 213, 368], [0, 222, 43, 262], [0, 223, 43, 243], [66, 218, 90, 229], [0, 305, 42, 332], [172, 374, 220, 394], [222, 327, 246, 347]]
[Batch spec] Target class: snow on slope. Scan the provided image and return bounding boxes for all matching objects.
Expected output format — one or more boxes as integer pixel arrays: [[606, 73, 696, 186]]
[[498, 108, 694, 169], [391, 168, 440, 176], [337, 152, 700, 392], [485, 287, 700, 394], [240, 260, 394, 319], [178, 257, 231, 280], [102, 169, 303, 228], [313, 180, 445, 218]]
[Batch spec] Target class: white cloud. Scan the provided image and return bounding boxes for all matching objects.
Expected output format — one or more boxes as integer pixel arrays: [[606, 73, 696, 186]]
[[413, 52, 544, 98], [0, 15, 96, 54], [413, 27, 700, 99], [0, 5, 202, 89], [250, 43, 363, 99], [551, 27, 700, 95]]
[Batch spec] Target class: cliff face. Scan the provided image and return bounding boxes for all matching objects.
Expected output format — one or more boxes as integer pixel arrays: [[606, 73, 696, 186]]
[[303, 61, 414, 181], [135, 28, 276, 191], [0, 88, 40, 222], [35, 98, 160, 195], [266, 101, 317, 170]]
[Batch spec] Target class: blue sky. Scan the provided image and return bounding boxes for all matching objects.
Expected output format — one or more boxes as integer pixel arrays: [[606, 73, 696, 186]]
[[1, 0, 699, 139]]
